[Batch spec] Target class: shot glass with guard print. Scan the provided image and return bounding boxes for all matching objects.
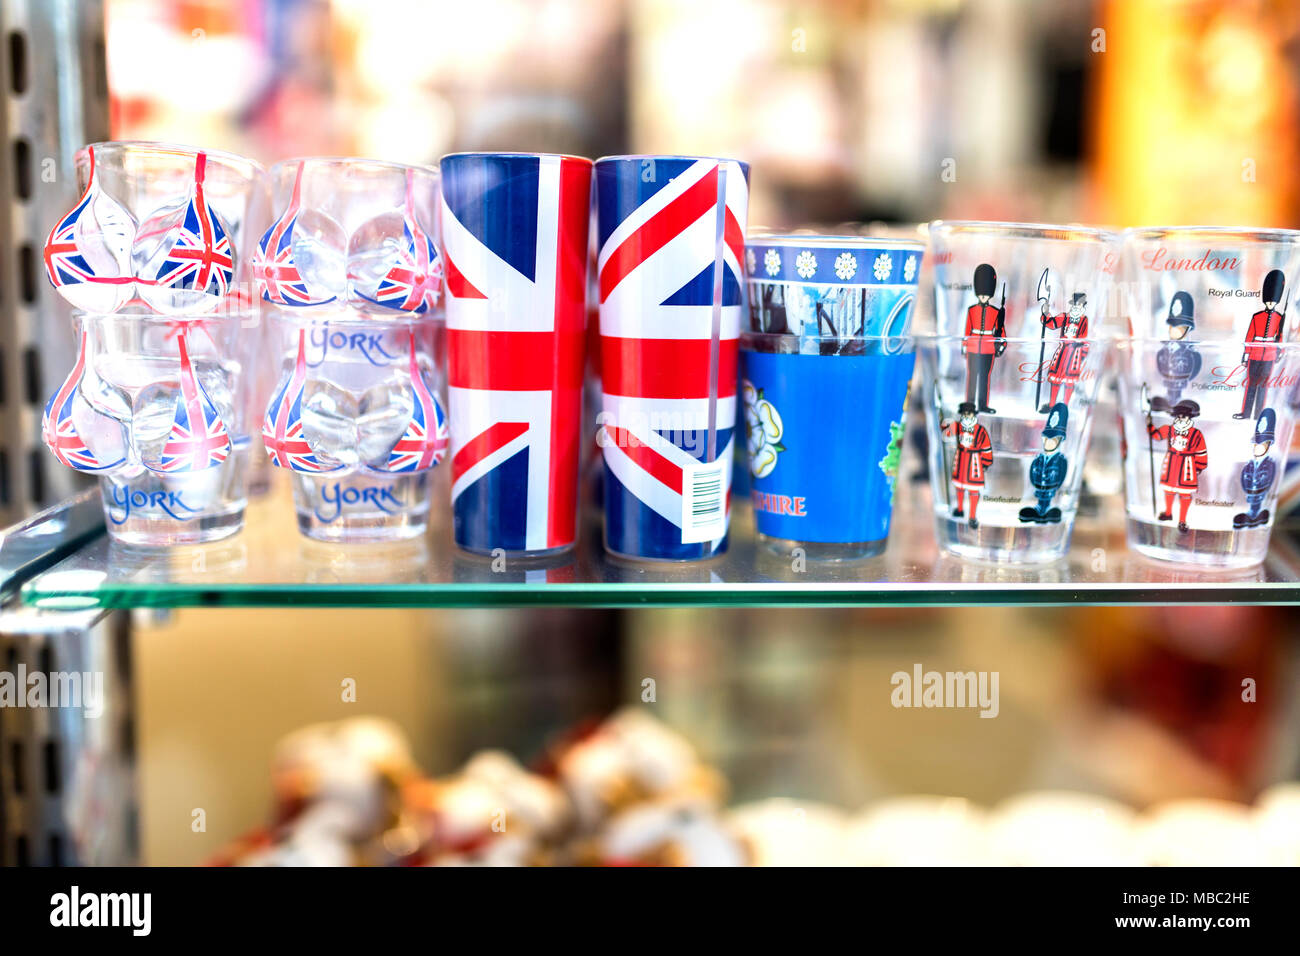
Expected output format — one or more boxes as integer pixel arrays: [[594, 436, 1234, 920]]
[[40, 142, 267, 545], [1115, 338, 1300, 567], [255, 158, 446, 542], [919, 335, 1112, 564]]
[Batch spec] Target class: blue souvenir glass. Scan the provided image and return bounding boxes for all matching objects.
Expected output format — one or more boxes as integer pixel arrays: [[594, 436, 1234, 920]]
[[740, 333, 915, 559]]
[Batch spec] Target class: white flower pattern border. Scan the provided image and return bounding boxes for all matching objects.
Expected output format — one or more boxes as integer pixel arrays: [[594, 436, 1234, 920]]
[[763, 249, 781, 276], [795, 250, 817, 280], [873, 252, 893, 281], [833, 252, 858, 281]]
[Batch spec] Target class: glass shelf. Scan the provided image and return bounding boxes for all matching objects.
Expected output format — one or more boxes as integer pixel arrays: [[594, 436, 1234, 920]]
[[15, 477, 1300, 609]]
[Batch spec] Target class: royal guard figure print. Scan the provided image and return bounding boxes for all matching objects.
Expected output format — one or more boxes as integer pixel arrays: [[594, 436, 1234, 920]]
[[1156, 291, 1201, 405], [1038, 292, 1089, 411], [1235, 269, 1287, 420], [942, 401, 994, 529], [1233, 408, 1278, 529], [1019, 402, 1069, 524], [1147, 398, 1208, 533], [962, 263, 1006, 414]]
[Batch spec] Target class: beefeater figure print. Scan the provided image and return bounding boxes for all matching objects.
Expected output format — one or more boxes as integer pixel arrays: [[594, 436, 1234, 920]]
[[942, 401, 994, 529], [1147, 398, 1208, 534], [1038, 291, 1089, 412]]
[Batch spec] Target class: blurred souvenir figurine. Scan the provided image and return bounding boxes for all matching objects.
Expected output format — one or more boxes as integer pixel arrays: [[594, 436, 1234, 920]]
[[1019, 403, 1068, 524], [1233, 408, 1277, 529], [1236, 269, 1287, 420], [1156, 291, 1201, 405], [941, 402, 994, 529], [962, 263, 1006, 413], [1038, 290, 1089, 412], [1146, 398, 1208, 533]]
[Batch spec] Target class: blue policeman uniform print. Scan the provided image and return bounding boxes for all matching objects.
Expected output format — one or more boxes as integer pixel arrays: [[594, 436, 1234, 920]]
[[1157, 291, 1201, 405], [1019, 402, 1069, 524], [1233, 408, 1278, 529]]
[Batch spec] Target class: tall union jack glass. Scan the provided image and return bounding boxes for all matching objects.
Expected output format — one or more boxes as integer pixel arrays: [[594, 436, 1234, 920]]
[[41, 142, 266, 545], [594, 155, 750, 561], [256, 159, 446, 542], [439, 152, 592, 557]]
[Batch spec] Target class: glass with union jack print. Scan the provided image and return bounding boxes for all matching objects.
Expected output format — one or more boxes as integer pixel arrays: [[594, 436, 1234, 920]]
[[256, 159, 447, 542], [41, 142, 267, 545], [593, 154, 749, 562], [440, 152, 593, 558]]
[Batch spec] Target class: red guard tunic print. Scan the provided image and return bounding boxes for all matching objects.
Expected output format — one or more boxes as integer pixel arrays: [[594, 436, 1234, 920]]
[[945, 421, 993, 489], [1150, 424, 1208, 492], [1043, 313, 1089, 384], [964, 303, 1001, 355], [1244, 308, 1284, 362]]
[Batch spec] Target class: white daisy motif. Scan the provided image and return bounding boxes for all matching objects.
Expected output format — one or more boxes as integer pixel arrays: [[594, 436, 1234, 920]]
[[763, 249, 781, 276], [743, 379, 785, 479], [834, 252, 858, 281], [795, 250, 817, 279], [873, 252, 893, 281], [746, 248, 756, 275], [903, 255, 917, 282]]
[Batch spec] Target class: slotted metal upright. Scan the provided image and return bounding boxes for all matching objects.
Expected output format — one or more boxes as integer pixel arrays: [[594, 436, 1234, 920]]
[[0, 0, 108, 523], [0, 0, 131, 867]]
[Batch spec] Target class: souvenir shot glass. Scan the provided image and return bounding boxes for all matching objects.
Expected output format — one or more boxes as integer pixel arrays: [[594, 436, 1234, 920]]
[[594, 155, 749, 561], [740, 333, 915, 559], [745, 235, 924, 351], [1115, 339, 1300, 568], [1116, 227, 1300, 566], [255, 158, 446, 542], [440, 152, 592, 558], [41, 142, 266, 545], [739, 234, 924, 558], [264, 313, 444, 541], [918, 336, 1111, 564]]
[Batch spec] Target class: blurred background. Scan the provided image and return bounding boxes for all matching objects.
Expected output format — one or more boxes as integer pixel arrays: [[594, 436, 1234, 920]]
[[50, 0, 1300, 862]]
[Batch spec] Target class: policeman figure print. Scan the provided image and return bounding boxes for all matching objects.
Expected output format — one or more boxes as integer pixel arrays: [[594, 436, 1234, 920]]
[[962, 263, 1006, 414], [1019, 402, 1069, 524], [1039, 292, 1090, 412], [1235, 269, 1287, 420], [1232, 408, 1278, 529], [1156, 291, 1201, 406], [1147, 398, 1209, 534], [942, 401, 994, 529]]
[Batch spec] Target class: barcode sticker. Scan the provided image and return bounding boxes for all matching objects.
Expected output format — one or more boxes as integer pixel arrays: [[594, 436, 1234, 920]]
[[679, 458, 729, 544]]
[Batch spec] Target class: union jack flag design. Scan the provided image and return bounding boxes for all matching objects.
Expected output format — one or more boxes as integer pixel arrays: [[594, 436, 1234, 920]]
[[251, 164, 336, 307], [43, 145, 136, 308], [143, 152, 235, 298], [262, 328, 341, 473], [154, 333, 232, 473], [381, 331, 449, 472], [594, 156, 749, 560], [42, 331, 124, 473], [440, 152, 592, 553], [353, 173, 442, 314]]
